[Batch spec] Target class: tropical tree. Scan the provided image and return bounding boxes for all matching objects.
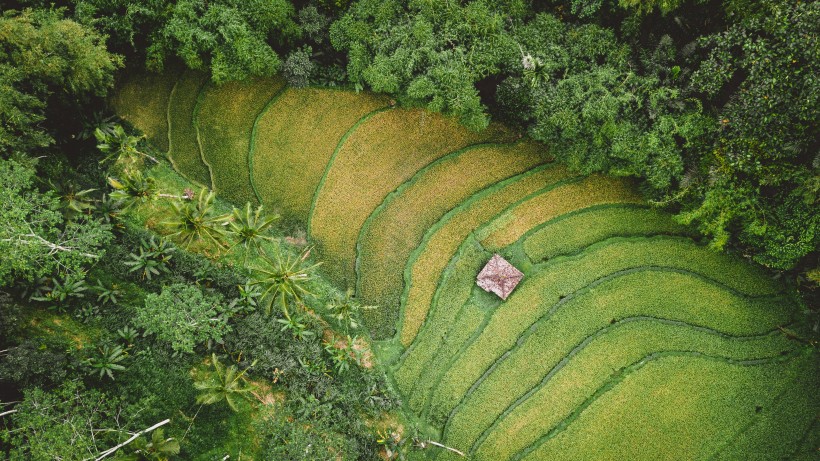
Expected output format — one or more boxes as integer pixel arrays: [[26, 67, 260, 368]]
[[84, 344, 128, 380], [164, 189, 229, 251], [108, 171, 158, 211], [249, 247, 320, 316], [136, 283, 231, 353], [123, 236, 175, 280], [49, 180, 97, 219], [192, 353, 255, 412], [0, 8, 121, 158], [226, 202, 278, 265], [96, 124, 158, 173], [325, 287, 375, 333]]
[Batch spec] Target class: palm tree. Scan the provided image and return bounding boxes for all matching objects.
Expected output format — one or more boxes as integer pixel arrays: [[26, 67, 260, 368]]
[[164, 188, 229, 251], [226, 202, 279, 265], [96, 124, 158, 172], [192, 353, 255, 412], [108, 171, 157, 211], [249, 247, 320, 316], [129, 428, 180, 460]]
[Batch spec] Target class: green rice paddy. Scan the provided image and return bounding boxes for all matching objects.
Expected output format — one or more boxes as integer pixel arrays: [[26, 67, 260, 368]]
[[113, 74, 819, 460]]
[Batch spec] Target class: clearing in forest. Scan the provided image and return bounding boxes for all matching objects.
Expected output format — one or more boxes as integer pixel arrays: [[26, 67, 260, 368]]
[[113, 74, 819, 461]]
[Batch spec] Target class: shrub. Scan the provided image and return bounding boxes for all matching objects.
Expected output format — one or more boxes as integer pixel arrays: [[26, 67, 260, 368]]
[[282, 46, 315, 87], [136, 283, 231, 353]]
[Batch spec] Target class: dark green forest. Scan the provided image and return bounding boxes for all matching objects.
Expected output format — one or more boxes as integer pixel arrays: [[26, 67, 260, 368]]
[[0, 0, 817, 459]]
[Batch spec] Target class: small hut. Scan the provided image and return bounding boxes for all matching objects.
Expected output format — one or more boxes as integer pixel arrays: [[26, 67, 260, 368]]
[[476, 254, 524, 300]]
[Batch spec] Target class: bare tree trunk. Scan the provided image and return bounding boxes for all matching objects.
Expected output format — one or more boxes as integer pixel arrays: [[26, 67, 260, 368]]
[[91, 418, 170, 461], [422, 440, 465, 457]]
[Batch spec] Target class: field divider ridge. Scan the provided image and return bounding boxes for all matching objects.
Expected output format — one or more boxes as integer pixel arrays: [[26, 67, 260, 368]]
[[393, 163, 564, 351], [247, 85, 290, 204], [509, 350, 805, 461], [306, 106, 394, 237]]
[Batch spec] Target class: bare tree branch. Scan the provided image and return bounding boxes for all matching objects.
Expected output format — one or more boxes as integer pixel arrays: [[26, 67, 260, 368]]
[[90, 419, 170, 461]]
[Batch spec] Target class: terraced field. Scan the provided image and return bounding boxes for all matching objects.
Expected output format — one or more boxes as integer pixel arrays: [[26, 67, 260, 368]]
[[113, 74, 819, 460]]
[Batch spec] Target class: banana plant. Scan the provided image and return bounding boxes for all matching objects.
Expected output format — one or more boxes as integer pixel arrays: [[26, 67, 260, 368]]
[[192, 354, 255, 412], [85, 344, 128, 380]]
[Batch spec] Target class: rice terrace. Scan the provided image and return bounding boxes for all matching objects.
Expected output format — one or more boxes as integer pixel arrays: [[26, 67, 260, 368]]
[[112, 71, 819, 460]]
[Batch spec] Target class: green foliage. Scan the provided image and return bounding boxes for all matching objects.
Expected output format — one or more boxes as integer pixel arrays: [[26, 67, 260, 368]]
[[95, 278, 124, 305], [249, 247, 320, 316], [117, 325, 139, 346], [282, 46, 315, 87], [32, 273, 89, 304], [96, 124, 157, 173], [0, 157, 112, 286], [570, 0, 686, 17], [330, 0, 519, 129], [683, 0, 819, 269], [0, 7, 122, 156], [137, 283, 231, 353], [84, 343, 128, 380], [192, 353, 255, 412], [118, 428, 181, 461], [0, 63, 50, 154], [298, 5, 330, 44], [277, 311, 316, 341], [49, 179, 98, 219], [123, 236, 175, 280], [256, 414, 359, 460], [0, 381, 149, 460], [164, 188, 229, 251], [325, 288, 374, 334], [0, 338, 75, 388], [510, 14, 711, 194], [153, 0, 297, 83]]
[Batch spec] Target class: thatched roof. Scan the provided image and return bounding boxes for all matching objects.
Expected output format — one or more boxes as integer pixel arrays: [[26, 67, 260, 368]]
[[476, 254, 524, 300]]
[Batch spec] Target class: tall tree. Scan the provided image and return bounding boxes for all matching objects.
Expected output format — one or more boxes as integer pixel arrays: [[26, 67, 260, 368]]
[[0, 8, 122, 157]]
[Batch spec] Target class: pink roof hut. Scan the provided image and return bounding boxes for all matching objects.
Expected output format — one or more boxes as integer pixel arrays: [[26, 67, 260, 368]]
[[476, 254, 524, 300]]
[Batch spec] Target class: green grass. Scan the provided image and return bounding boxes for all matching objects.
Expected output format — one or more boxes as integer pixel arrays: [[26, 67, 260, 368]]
[[250, 88, 390, 226], [522, 204, 694, 262], [509, 353, 813, 461], [356, 140, 550, 338], [167, 70, 212, 188], [110, 71, 178, 152], [398, 165, 573, 346], [196, 76, 286, 205], [308, 107, 516, 291], [425, 236, 782, 426], [476, 174, 642, 251], [441, 269, 794, 450]]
